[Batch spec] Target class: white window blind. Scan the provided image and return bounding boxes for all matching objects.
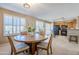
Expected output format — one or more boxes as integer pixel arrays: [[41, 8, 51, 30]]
[[45, 23, 51, 35], [3, 14, 26, 36], [36, 21, 45, 32]]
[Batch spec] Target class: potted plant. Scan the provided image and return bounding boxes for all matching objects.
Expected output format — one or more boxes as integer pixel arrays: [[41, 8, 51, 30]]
[[28, 26, 35, 35]]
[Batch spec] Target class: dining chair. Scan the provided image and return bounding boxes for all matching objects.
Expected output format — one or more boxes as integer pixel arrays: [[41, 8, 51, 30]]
[[37, 34, 53, 55], [7, 36, 29, 55]]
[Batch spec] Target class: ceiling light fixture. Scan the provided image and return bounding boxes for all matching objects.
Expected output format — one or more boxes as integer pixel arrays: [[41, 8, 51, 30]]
[[23, 3, 31, 8]]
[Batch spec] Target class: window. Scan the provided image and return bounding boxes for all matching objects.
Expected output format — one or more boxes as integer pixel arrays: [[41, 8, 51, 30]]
[[36, 21, 45, 32], [4, 14, 26, 36], [36, 20, 54, 35], [45, 23, 51, 35], [4, 14, 13, 35], [45, 23, 54, 35]]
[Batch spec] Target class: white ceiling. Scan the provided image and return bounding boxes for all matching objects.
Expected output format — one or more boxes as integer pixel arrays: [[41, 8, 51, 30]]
[[0, 3, 79, 22]]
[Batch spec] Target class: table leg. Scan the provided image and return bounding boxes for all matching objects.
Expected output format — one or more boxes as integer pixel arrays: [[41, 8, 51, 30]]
[[28, 43, 37, 55]]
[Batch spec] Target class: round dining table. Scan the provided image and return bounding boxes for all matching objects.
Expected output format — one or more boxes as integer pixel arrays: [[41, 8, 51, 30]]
[[14, 33, 48, 55]]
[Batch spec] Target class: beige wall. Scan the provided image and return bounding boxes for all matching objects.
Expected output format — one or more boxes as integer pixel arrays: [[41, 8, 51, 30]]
[[0, 9, 5, 44]]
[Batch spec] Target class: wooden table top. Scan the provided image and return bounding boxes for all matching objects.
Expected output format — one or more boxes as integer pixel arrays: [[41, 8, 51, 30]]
[[14, 33, 48, 43]]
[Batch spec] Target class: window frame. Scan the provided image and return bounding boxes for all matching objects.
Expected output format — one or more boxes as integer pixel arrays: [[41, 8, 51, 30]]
[[3, 14, 26, 36]]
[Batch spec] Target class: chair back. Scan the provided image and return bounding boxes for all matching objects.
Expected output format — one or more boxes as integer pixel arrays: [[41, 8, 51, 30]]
[[7, 36, 16, 53], [47, 34, 53, 48]]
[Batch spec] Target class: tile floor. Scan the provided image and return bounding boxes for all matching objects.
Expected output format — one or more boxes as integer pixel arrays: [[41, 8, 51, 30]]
[[0, 36, 79, 55]]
